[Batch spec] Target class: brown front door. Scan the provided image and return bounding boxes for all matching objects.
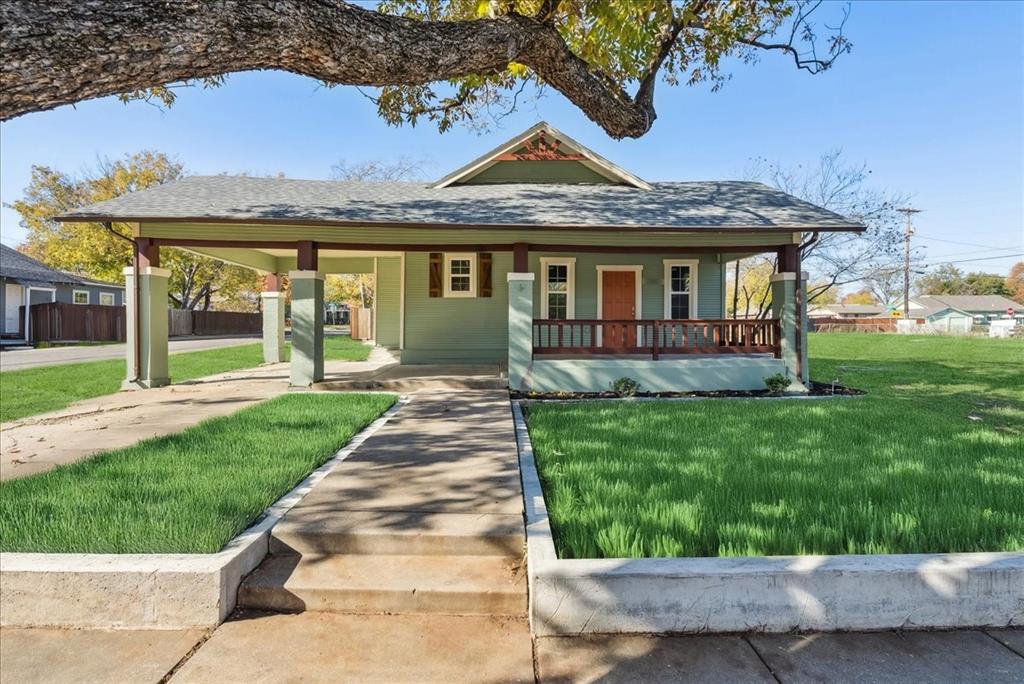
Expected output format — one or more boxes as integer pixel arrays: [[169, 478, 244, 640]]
[[601, 270, 637, 349]]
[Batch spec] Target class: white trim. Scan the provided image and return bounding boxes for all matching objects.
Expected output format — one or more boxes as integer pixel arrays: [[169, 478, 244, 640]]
[[507, 272, 536, 282], [142, 267, 171, 278], [596, 265, 643, 346], [662, 259, 700, 320], [539, 257, 576, 320], [3, 283, 23, 333], [443, 252, 477, 298], [287, 270, 324, 281], [98, 292, 116, 306], [399, 252, 406, 350], [769, 272, 798, 282], [72, 289, 90, 305]]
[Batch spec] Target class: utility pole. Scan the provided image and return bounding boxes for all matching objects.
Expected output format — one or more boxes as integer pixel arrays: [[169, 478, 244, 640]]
[[897, 207, 922, 318]]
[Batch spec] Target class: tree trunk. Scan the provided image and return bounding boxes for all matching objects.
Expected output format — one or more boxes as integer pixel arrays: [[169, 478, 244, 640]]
[[1, 1, 656, 138]]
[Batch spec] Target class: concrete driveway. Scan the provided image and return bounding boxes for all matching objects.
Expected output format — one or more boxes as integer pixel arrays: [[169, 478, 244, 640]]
[[0, 336, 259, 371]]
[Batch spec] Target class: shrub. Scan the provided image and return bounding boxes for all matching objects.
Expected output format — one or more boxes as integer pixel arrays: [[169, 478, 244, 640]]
[[763, 373, 790, 395], [609, 377, 641, 397]]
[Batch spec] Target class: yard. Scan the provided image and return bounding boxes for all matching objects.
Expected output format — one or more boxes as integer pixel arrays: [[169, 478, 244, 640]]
[[526, 334, 1024, 559], [0, 335, 370, 423], [0, 392, 395, 553]]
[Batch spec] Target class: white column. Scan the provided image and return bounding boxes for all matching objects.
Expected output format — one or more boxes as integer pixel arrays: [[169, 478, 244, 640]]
[[507, 272, 535, 391]]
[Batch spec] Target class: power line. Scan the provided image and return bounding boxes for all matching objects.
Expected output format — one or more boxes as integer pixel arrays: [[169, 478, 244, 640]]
[[921, 253, 1024, 267], [916, 235, 1021, 250]]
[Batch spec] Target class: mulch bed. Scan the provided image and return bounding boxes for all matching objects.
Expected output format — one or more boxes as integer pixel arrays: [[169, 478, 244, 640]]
[[512, 381, 864, 401]]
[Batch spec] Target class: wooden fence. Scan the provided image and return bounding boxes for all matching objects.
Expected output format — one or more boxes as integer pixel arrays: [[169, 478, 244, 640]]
[[808, 317, 911, 333], [24, 303, 261, 342]]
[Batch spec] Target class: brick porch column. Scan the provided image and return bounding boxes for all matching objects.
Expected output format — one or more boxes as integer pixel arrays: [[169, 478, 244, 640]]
[[769, 272, 808, 392], [123, 265, 170, 389], [289, 270, 324, 387], [507, 272, 535, 391], [261, 273, 286, 364]]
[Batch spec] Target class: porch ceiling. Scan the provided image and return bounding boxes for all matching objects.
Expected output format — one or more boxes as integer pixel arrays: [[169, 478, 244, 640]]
[[181, 246, 401, 274]]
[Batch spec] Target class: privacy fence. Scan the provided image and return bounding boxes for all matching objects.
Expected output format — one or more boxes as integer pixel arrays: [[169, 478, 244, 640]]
[[22, 303, 261, 343]]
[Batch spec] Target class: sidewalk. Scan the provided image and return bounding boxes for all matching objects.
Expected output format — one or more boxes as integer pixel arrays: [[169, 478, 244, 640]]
[[0, 335, 259, 371]]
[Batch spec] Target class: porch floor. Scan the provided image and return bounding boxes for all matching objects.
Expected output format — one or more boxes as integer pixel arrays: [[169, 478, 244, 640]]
[[317, 348, 507, 391]]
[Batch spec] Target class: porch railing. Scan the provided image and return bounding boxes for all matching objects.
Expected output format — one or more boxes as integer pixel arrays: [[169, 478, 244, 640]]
[[532, 319, 781, 359]]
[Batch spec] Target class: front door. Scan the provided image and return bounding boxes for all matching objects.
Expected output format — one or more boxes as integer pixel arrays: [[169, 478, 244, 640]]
[[601, 271, 637, 349], [4, 283, 23, 333]]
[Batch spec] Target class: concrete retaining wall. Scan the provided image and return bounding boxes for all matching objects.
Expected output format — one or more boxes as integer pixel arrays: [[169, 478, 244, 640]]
[[0, 396, 406, 630], [513, 402, 1024, 636], [528, 355, 786, 393]]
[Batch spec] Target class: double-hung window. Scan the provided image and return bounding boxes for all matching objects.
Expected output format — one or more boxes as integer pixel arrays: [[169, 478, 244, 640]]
[[99, 292, 115, 306], [663, 260, 698, 320], [72, 290, 90, 305], [444, 253, 476, 297], [540, 258, 575, 320]]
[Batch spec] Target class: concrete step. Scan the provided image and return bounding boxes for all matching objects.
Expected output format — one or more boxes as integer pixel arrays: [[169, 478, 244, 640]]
[[238, 553, 526, 616], [270, 510, 525, 558]]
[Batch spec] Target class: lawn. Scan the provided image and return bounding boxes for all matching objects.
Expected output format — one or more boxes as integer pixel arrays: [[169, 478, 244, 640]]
[[0, 392, 395, 553], [0, 335, 370, 423], [526, 334, 1024, 559]]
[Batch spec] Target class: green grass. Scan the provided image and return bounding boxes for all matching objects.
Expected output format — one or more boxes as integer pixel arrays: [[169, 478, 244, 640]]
[[526, 334, 1024, 559], [0, 392, 396, 553], [0, 335, 371, 423]]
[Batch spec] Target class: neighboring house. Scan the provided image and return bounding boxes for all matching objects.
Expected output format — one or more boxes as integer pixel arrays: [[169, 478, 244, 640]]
[[807, 304, 887, 319], [908, 294, 1023, 331], [0, 244, 125, 342], [58, 122, 864, 392]]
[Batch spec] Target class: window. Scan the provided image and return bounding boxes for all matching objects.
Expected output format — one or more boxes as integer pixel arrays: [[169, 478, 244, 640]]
[[663, 260, 699, 320], [72, 290, 89, 305], [99, 292, 115, 306], [444, 253, 476, 297], [541, 258, 575, 320]]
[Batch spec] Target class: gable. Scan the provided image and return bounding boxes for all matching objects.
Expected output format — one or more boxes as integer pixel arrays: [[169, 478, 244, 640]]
[[433, 122, 650, 189]]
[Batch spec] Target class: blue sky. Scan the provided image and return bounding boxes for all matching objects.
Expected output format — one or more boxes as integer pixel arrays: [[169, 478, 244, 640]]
[[1, 0, 1021, 275]]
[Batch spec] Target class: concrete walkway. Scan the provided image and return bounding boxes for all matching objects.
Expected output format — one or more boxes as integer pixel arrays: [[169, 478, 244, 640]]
[[0, 335, 259, 371]]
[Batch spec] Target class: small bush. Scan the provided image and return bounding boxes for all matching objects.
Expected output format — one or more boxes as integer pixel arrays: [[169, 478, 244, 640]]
[[610, 377, 641, 397], [763, 373, 790, 395]]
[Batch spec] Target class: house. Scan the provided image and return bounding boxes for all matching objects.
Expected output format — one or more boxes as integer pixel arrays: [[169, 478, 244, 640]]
[[56, 123, 864, 392], [908, 294, 1023, 332], [0, 244, 125, 342], [807, 304, 887, 319]]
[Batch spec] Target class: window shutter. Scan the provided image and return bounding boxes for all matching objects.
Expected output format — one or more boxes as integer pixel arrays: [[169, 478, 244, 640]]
[[479, 253, 492, 298], [429, 253, 443, 298]]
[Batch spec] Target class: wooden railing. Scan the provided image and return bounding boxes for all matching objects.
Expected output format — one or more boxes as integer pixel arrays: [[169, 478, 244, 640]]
[[532, 319, 781, 359]]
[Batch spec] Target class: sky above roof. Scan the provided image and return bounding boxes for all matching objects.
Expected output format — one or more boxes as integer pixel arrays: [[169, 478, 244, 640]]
[[1, 0, 1021, 273]]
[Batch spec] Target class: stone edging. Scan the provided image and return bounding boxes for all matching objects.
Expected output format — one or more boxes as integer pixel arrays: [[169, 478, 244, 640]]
[[0, 395, 410, 630], [512, 401, 1024, 636]]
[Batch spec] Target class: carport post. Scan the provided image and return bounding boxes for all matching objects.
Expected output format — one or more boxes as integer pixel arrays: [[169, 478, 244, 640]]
[[289, 270, 324, 387], [507, 272, 535, 391], [123, 265, 170, 389], [261, 273, 286, 364]]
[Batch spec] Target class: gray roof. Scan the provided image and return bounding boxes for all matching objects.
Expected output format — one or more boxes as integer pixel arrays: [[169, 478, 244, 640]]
[[0, 244, 122, 289], [911, 294, 1022, 317], [58, 176, 863, 231]]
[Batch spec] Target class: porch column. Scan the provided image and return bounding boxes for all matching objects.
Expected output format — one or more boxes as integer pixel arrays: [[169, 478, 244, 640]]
[[123, 264, 170, 389], [289, 270, 324, 387], [769, 272, 807, 392], [799, 271, 810, 384], [261, 273, 286, 364], [507, 272, 535, 391]]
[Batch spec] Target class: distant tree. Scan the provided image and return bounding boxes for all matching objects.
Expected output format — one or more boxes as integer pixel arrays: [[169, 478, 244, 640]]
[[727, 256, 834, 318], [330, 157, 428, 182], [1007, 262, 1024, 303], [915, 264, 965, 295], [738, 150, 911, 307], [863, 267, 903, 307], [842, 289, 876, 305], [9, 152, 262, 310], [963, 272, 1011, 297]]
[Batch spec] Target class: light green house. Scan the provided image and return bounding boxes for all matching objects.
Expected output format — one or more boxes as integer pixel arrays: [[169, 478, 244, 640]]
[[58, 123, 863, 393]]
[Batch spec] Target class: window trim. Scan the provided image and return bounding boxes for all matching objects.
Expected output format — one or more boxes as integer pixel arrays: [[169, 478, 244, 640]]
[[98, 292, 115, 306], [443, 252, 477, 298], [72, 289, 90, 305], [662, 259, 699, 320], [539, 257, 576, 319]]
